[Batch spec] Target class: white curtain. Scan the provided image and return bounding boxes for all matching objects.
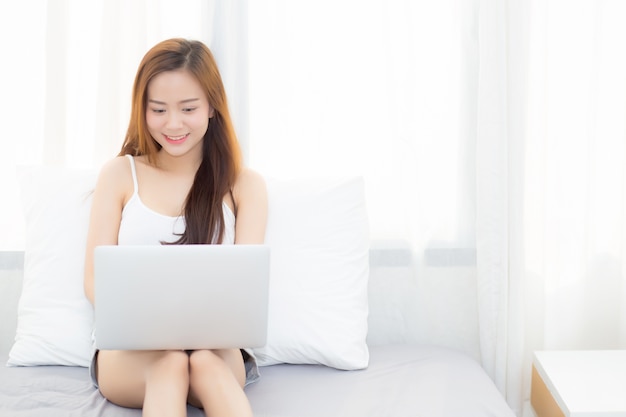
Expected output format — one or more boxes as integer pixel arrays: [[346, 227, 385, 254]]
[[520, 0, 626, 403], [248, 0, 626, 415], [2, 1, 626, 415]]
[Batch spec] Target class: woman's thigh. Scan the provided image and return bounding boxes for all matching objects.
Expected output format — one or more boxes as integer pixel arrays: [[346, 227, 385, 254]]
[[96, 349, 189, 408]]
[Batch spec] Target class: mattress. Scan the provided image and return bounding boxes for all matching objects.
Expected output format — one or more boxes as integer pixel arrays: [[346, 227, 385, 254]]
[[0, 344, 515, 417]]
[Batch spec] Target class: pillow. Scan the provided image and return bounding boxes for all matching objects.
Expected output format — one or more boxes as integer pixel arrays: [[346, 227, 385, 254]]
[[7, 168, 370, 371], [7, 167, 97, 367], [253, 177, 370, 370]]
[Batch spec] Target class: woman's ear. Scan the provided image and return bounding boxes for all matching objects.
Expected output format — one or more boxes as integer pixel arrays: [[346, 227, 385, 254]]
[[208, 106, 215, 118]]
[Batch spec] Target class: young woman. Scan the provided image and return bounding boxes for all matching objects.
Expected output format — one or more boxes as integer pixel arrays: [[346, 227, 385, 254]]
[[83, 38, 267, 417]]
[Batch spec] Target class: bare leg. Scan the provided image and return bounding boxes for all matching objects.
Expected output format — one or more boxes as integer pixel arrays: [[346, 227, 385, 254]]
[[97, 350, 189, 417], [187, 349, 253, 417]]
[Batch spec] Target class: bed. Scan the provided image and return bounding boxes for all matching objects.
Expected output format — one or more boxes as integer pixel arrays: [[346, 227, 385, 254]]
[[0, 170, 516, 417], [0, 345, 514, 416]]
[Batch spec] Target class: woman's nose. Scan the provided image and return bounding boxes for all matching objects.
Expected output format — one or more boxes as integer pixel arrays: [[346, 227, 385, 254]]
[[166, 112, 183, 129]]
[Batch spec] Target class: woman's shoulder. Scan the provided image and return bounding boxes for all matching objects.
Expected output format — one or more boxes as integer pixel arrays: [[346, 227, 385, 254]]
[[233, 168, 267, 203], [234, 168, 266, 192], [93, 155, 135, 195], [98, 155, 131, 180]]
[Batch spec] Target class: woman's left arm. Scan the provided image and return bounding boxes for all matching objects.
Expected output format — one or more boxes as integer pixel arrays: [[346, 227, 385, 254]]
[[233, 169, 268, 244]]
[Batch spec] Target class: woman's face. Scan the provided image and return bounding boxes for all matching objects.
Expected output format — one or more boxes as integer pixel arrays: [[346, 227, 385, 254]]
[[145, 69, 213, 160]]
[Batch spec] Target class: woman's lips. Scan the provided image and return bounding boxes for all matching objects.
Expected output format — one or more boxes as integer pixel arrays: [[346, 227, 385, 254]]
[[164, 133, 189, 144]]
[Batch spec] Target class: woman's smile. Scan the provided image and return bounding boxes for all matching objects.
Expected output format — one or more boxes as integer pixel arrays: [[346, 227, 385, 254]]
[[164, 133, 190, 144]]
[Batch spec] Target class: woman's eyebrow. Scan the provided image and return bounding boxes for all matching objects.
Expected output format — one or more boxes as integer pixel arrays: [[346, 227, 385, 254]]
[[148, 98, 200, 105]]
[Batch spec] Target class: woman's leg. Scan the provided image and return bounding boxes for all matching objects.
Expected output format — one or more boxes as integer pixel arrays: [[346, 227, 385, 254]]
[[187, 349, 253, 417], [97, 350, 190, 417]]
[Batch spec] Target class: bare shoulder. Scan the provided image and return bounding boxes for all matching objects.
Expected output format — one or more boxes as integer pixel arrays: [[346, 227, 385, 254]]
[[94, 155, 133, 198], [98, 155, 130, 178], [233, 168, 267, 206], [234, 168, 266, 191], [232, 168, 268, 243]]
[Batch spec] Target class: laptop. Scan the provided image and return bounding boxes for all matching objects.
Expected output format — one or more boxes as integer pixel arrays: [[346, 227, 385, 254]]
[[93, 244, 270, 351]]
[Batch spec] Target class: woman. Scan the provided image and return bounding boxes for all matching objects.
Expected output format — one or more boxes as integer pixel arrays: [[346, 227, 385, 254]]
[[83, 38, 267, 417]]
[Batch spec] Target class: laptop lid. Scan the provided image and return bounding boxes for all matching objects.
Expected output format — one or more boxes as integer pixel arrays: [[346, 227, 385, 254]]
[[94, 244, 270, 351]]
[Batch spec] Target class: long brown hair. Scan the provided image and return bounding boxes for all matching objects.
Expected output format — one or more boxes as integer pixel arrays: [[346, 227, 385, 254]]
[[119, 38, 242, 244]]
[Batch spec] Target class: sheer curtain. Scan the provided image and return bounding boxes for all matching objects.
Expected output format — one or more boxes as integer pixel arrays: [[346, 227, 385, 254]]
[[2, 1, 626, 415], [248, 0, 626, 415], [246, 0, 520, 403], [520, 0, 626, 390]]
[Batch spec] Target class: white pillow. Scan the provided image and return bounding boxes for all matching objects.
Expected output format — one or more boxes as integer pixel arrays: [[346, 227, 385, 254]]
[[8, 169, 370, 371], [253, 177, 370, 370], [8, 167, 97, 367]]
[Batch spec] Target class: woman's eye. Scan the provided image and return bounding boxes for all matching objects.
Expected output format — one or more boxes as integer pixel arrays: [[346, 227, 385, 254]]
[[183, 107, 197, 113], [151, 108, 166, 114]]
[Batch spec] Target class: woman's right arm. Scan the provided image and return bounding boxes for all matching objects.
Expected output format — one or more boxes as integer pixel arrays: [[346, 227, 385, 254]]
[[84, 157, 130, 305]]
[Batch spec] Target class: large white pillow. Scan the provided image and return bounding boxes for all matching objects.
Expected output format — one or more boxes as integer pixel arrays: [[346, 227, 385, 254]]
[[7, 168, 370, 371], [253, 177, 370, 370], [8, 167, 97, 367]]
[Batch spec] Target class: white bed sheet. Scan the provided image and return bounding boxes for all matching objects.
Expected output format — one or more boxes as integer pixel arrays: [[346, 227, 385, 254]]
[[0, 344, 515, 417]]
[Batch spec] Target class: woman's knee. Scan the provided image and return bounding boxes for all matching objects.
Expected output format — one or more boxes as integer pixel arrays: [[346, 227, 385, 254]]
[[188, 349, 223, 372], [97, 350, 191, 408], [189, 349, 245, 387], [147, 350, 190, 380]]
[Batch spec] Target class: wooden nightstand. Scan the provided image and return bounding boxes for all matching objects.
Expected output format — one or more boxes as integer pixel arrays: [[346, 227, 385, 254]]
[[531, 350, 626, 417]]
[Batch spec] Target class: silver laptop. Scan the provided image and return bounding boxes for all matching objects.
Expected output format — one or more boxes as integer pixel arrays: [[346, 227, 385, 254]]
[[94, 244, 270, 351]]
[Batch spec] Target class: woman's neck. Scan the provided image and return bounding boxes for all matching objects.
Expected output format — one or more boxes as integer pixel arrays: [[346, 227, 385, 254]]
[[154, 149, 202, 176]]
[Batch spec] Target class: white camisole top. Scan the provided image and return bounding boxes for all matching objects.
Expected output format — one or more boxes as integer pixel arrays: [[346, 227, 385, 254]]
[[118, 155, 235, 245]]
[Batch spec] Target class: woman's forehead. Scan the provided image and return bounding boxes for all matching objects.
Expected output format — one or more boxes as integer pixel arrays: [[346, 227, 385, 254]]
[[147, 70, 205, 101]]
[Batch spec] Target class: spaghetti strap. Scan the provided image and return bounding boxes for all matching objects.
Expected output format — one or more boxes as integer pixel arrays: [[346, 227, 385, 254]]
[[228, 189, 238, 217], [125, 154, 139, 195]]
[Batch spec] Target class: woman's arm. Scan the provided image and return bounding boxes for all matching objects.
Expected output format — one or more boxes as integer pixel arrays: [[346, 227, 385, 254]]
[[232, 168, 268, 245], [83, 157, 131, 305]]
